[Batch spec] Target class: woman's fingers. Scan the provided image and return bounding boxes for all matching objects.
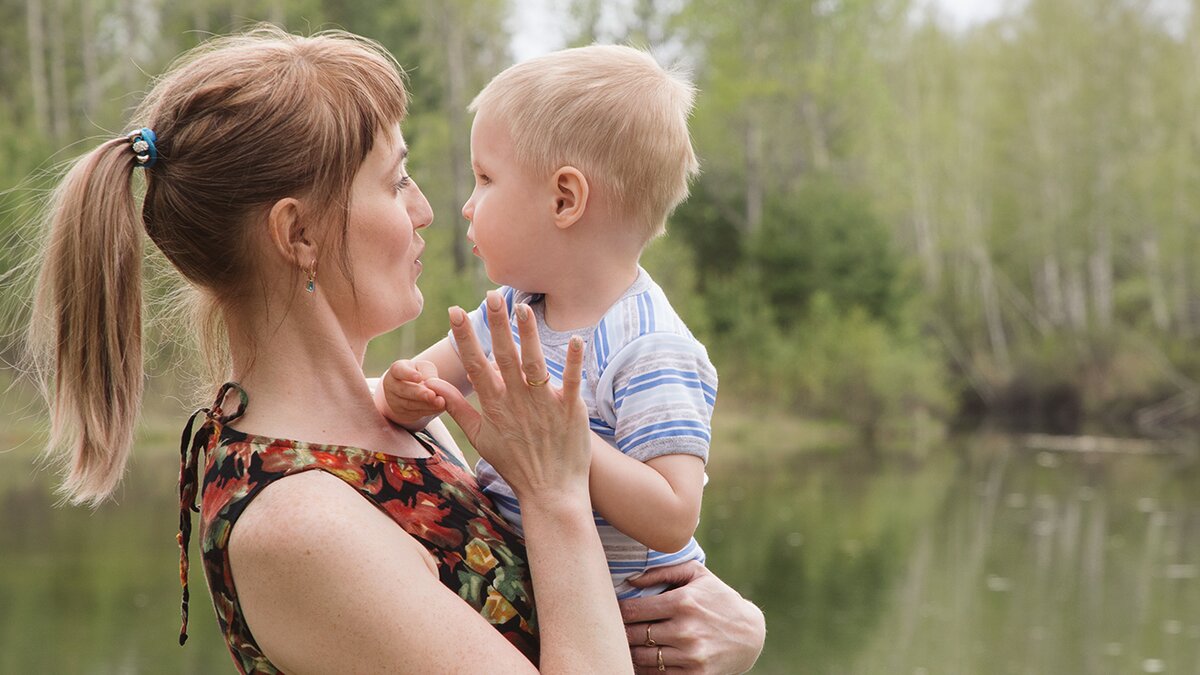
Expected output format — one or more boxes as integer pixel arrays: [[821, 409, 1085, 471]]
[[561, 335, 584, 402], [620, 562, 708, 624], [484, 291, 525, 388], [425, 377, 480, 443], [627, 561, 705, 590], [630, 645, 689, 672], [449, 305, 499, 399], [515, 304, 551, 386], [619, 587, 676, 625]]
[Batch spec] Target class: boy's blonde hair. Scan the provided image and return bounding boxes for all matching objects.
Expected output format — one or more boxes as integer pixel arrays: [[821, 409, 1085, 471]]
[[470, 45, 699, 243]]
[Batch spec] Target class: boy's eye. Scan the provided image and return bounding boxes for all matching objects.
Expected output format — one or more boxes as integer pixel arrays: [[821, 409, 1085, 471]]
[[476, 173, 490, 185]]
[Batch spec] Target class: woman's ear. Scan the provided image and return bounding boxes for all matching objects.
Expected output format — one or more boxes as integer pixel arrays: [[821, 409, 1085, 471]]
[[552, 167, 589, 230], [266, 197, 318, 268]]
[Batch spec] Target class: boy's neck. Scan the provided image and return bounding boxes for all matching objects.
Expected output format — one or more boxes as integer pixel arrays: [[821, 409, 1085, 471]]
[[540, 258, 641, 332]]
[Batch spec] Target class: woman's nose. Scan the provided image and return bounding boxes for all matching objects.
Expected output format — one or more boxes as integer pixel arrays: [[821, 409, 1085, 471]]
[[412, 186, 434, 230]]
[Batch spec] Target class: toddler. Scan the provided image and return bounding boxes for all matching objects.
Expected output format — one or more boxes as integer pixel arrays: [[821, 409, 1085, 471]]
[[375, 45, 715, 598]]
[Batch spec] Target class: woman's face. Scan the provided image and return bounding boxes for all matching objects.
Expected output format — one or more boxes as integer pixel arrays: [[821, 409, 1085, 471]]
[[325, 124, 433, 341]]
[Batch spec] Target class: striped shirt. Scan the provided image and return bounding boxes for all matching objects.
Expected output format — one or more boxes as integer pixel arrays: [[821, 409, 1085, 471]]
[[452, 268, 716, 598]]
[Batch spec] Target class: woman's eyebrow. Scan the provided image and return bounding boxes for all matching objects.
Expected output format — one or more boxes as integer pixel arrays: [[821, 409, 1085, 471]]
[[388, 146, 410, 176]]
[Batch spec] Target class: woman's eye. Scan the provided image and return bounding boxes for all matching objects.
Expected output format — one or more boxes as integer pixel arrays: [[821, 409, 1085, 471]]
[[395, 175, 413, 190]]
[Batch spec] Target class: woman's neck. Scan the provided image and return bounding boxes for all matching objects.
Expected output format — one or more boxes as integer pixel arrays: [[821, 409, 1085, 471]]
[[222, 303, 423, 456]]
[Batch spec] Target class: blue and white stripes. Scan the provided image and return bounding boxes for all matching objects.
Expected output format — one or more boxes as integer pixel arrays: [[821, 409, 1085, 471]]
[[456, 268, 716, 595]]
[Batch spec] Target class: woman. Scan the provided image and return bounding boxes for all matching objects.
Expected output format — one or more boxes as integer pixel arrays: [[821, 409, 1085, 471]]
[[30, 28, 764, 673]]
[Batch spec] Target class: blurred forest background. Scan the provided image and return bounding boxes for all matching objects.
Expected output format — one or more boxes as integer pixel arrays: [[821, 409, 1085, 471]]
[[4, 0, 1199, 445], [5, 2, 1200, 673]]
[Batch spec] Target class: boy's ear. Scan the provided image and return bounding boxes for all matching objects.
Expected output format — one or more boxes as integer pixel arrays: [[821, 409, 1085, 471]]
[[551, 166, 589, 230], [266, 197, 318, 269]]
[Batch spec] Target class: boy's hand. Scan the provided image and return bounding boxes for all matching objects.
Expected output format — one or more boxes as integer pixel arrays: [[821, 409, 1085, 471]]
[[376, 359, 447, 430]]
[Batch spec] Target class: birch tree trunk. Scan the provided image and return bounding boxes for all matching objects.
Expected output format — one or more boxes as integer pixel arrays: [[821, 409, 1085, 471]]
[[1142, 235, 1170, 331], [1040, 255, 1067, 327], [441, 0, 470, 273], [905, 59, 940, 290], [25, 0, 49, 134], [743, 117, 763, 235], [1088, 224, 1113, 331], [192, 0, 208, 33], [80, 0, 98, 118], [48, 0, 69, 141], [1066, 255, 1089, 331], [269, 0, 285, 26], [975, 243, 1010, 373]]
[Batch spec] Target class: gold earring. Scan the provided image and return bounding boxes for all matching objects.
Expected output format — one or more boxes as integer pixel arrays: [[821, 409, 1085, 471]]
[[304, 261, 317, 293]]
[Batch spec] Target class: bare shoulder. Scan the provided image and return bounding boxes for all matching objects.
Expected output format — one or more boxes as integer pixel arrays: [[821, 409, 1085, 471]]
[[224, 469, 537, 673], [230, 469, 436, 574]]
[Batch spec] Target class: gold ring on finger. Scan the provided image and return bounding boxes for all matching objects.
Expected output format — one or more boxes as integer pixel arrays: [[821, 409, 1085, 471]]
[[645, 623, 656, 647], [527, 373, 551, 387], [657, 646, 665, 671]]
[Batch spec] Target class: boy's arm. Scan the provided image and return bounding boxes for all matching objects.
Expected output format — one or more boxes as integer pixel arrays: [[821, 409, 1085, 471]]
[[589, 332, 717, 553], [587, 435, 705, 553]]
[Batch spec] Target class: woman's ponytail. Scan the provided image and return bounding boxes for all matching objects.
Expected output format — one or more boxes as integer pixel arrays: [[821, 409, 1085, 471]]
[[30, 136, 145, 506]]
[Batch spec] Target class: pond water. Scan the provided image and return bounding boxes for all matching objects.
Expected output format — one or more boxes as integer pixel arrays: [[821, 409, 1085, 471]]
[[2, 424, 1198, 674]]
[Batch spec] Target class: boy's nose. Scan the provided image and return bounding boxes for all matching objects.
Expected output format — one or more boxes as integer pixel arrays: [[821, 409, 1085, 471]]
[[461, 198, 473, 222]]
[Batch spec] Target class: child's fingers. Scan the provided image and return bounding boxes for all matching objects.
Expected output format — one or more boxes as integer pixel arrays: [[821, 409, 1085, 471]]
[[386, 360, 429, 381], [412, 360, 439, 381], [387, 385, 444, 413], [383, 376, 445, 414]]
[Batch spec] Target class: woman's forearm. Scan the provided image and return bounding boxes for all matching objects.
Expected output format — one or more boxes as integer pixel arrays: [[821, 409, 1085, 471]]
[[438, 296, 633, 672], [521, 492, 632, 673]]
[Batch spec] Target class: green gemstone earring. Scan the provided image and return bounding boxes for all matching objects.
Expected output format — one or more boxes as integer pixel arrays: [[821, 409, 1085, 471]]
[[304, 261, 317, 293]]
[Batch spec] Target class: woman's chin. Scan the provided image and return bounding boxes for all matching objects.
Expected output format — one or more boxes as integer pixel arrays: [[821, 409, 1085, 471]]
[[363, 296, 424, 339], [398, 292, 425, 324]]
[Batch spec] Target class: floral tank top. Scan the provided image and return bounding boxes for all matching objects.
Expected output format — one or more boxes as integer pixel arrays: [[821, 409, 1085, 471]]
[[176, 383, 540, 673]]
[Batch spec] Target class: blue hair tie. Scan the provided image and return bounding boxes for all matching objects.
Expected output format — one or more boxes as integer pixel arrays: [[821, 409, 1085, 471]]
[[127, 128, 158, 168]]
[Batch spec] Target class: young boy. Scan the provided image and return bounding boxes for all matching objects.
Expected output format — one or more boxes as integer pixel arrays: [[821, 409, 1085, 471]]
[[374, 45, 715, 599]]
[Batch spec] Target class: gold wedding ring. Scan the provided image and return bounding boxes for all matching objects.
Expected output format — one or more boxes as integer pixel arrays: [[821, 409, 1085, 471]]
[[527, 373, 551, 387], [645, 623, 656, 647], [657, 646, 665, 671]]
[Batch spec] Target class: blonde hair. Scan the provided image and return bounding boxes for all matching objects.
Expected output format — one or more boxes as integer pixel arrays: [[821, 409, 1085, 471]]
[[469, 44, 699, 243], [28, 27, 408, 505]]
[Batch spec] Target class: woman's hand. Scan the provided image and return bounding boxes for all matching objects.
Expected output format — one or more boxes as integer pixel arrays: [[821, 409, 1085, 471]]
[[429, 291, 632, 673], [620, 562, 766, 674], [426, 290, 591, 505]]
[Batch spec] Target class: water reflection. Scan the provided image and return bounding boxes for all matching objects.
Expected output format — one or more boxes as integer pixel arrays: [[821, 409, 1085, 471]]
[[699, 437, 1200, 674], [1, 433, 1198, 673]]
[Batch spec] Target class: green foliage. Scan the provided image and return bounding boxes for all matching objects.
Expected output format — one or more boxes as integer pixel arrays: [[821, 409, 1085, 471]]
[[4, 0, 1199, 435], [751, 178, 903, 327], [669, 180, 745, 284], [710, 287, 951, 449]]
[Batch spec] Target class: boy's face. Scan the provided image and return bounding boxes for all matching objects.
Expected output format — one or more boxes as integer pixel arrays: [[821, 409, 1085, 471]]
[[462, 110, 555, 290]]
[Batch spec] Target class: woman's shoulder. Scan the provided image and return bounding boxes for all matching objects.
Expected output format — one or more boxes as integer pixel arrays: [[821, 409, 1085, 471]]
[[229, 469, 432, 565], [224, 471, 456, 673]]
